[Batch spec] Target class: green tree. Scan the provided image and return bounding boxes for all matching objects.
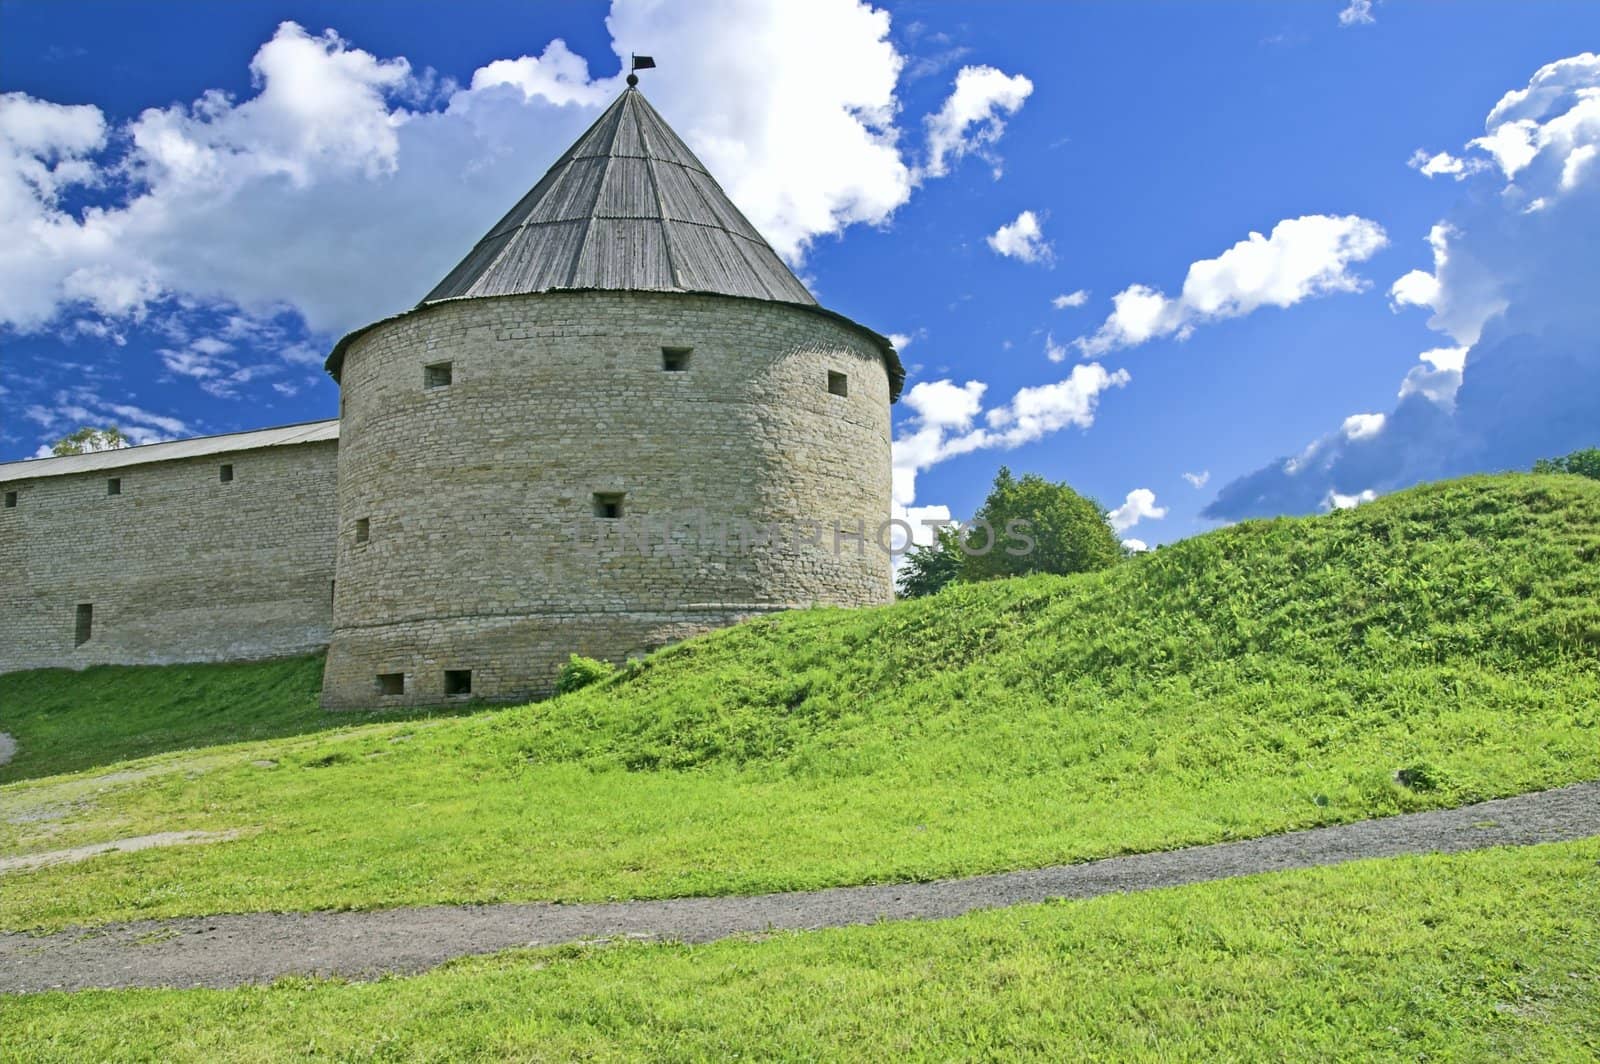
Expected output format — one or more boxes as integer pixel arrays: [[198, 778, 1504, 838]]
[[1533, 448, 1600, 480], [895, 524, 964, 598], [51, 426, 130, 456], [959, 466, 1122, 582]]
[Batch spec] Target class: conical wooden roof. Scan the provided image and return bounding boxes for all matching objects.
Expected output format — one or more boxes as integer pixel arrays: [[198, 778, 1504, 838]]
[[328, 85, 902, 399], [422, 87, 817, 306]]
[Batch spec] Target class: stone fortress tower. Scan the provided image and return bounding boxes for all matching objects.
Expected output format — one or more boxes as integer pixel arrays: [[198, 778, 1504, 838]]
[[319, 84, 904, 707]]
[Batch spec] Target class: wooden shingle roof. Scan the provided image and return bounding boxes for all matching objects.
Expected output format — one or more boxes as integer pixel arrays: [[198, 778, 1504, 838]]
[[422, 87, 817, 307], [327, 86, 902, 399]]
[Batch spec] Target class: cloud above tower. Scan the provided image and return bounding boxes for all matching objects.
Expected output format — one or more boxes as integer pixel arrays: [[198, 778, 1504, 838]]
[[0, 1, 1035, 345]]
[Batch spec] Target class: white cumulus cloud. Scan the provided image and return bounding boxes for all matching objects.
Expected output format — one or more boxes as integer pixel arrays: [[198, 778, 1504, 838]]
[[922, 64, 1033, 178], [1075, 214, 1387, 356], [1182, 470, 1210, 489], [1397, 346, 1468, 408], [1044, 333, 1067, 363], [1387, 222, 1505, 346], [1325, 488, 1377, 510], [1338, 0, 1376, 27], [1341, 413, 1386, 440], [1206, 53, 1600, 524], [1051, 289, 1089, 309], [892, 364, 1128, 510], [0, 1, 1032, 350], [1107, 488, 1167, 532], [469, 40, 613, 107], [987, 209, 1051, 264], [1407, 148, 1489, 180]]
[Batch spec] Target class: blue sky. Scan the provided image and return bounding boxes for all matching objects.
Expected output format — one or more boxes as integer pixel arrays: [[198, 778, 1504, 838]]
[[2, 1, 1597, 549]]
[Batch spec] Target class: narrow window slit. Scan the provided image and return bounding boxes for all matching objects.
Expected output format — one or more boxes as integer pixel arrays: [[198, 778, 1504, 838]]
[[355, 518, 370, 544], [219, 464, 234, 483], [106, 477, 122, 496], [75, 603, 93, 646]]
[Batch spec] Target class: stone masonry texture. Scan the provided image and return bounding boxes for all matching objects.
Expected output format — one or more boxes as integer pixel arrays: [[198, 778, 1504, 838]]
[[0, 291, 895, 705], [0, 441, 337, 673], [322, 290, 894, 708]]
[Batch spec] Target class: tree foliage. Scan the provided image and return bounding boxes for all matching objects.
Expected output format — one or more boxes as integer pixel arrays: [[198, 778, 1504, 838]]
[[555, 654, 616, 695], [51, 426, 130, 456], [895, 524, 963, 598], [959, 466, 1122, 582], [1533, 448, 1600, 481]]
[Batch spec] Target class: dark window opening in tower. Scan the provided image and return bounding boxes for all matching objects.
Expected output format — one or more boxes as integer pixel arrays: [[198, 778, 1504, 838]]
[[377, 672, 404, 696], [355, 517, 371, 544], [424, 362, 453, 388], [828, 371, 849, 397], [219, 463, 234, 483], [75, 603, 93, 646], [593, 493, 625, 519], [106, 477, 122, 495], [662, 347, 692, 371], [445, 669, 473, 696], [3, 491, 15, 508]]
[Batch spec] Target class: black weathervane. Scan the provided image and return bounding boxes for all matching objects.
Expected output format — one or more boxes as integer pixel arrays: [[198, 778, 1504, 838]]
[[626, 53, 655, 87]]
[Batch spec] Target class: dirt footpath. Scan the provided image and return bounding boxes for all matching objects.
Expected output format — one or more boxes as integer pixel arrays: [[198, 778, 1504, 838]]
[[3, 780, 1597, 993]]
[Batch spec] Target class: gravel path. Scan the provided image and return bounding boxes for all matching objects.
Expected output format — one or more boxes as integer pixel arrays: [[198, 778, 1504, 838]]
[[4, 780, 1597, 994]]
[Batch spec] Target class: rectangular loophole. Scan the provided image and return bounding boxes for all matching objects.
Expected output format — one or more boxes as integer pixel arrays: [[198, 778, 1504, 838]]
[[424, 361, 453, 388], [355, 517, 370, 544], [661, 347, 692, 372], [106, 477, 122, 496], [828, 371, 849, 397], [376, 673, 405, 696], [75, 603, 93, 646], [219, 463, 234, 483], [444, 669, 473, 696], [593, 492, 624, 519], [3, 491, 15, 508]]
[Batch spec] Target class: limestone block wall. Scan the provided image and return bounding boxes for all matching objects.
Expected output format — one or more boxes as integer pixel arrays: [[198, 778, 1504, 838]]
[[0, 441, 338, 673], [324, 290, 894, 707]]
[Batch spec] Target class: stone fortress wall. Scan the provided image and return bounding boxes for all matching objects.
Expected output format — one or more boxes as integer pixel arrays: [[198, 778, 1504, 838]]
[[322, 290, 893, 708], [0, 86, 903, 707], [0, 433, 339, 674]]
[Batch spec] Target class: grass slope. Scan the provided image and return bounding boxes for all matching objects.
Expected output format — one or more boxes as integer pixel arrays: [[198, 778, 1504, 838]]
[[6, 840, 1598, 1060], [2, 473, 1597, 931], [0, 656, 478, 783]]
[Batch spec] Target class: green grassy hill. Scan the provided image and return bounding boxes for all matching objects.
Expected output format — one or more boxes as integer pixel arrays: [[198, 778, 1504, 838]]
[[2, 472, 1597, 931], [0, 656, 479, 783]]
